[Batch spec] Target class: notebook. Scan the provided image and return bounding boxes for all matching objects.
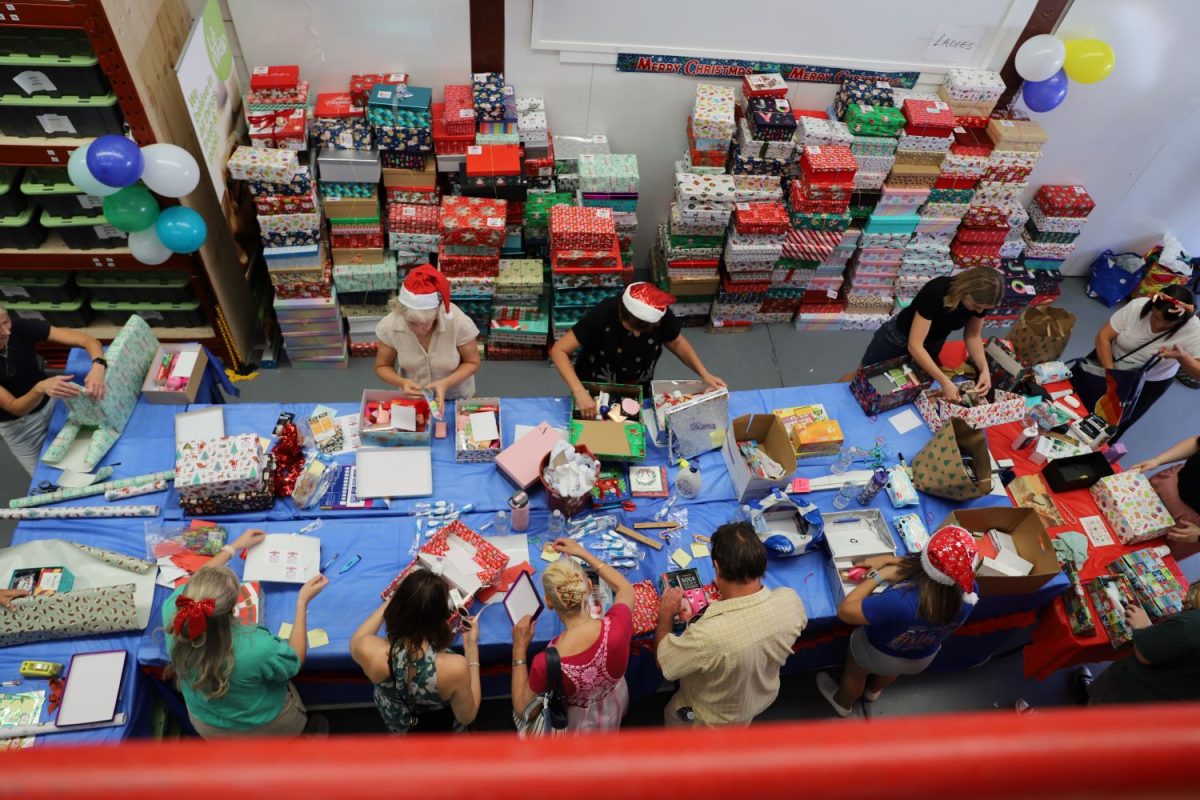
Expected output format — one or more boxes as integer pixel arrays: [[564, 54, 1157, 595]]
[[319, 465, 379, 510]]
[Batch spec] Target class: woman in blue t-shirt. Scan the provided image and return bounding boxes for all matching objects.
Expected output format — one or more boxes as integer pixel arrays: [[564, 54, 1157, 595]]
[[817, 526, 980, 717]]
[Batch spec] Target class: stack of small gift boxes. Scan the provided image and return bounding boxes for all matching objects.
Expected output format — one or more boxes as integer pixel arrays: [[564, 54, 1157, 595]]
[[488, 258, 548, 359], [549, 204, 623, 338], [176, 434, 276, 516]]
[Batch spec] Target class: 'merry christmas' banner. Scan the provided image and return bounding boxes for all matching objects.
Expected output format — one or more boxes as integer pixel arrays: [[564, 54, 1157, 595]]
[[616, 53, 920, 88]]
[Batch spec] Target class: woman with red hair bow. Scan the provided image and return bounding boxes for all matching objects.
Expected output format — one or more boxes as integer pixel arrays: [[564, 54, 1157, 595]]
[[163, 529, 329, 737]]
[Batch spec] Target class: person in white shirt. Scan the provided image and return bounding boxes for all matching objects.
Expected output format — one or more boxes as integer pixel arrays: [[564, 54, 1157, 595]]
[[1093, 286, 1200, 440]]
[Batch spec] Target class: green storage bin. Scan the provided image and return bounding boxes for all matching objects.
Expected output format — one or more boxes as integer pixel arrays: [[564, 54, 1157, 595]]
[[0, 92, 124, 138], [76, 271, 193, 303], [0, 47, 108, 99], [0, 271, 76, 303], [0, 167, 24, 217], [2, 297, 90, 327], [89, 299, 205, 329], [40, 209, 126, 249], [20, 166, 103, 218], [0, 205, 46, 250]]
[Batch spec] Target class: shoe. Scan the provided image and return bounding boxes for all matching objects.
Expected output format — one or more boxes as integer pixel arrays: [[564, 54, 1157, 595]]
[[1074, 665, 1094, 703], [863, 687, 882, 703], [1178, 372, 1200, 389], [304, 712, 330, 737], [815, 672, 853, 718]]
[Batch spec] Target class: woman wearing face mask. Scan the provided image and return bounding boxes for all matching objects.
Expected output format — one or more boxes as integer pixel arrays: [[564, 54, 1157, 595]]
[[1092, 286, 1200, 440], [374, 264, 482, 410]]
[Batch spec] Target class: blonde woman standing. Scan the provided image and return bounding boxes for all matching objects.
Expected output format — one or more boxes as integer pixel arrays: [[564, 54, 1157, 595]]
[[511, 538, 635, 732], [859, 267, 1004, 403], [374, 264, 481, 409], [163, 529, 328, 737]]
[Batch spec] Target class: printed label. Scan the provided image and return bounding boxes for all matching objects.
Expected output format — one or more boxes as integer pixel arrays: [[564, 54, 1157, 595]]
[[402, 206, 416, 217], [809, 146, 821, 154], [486, 217, 504, 228], [37, 113, 76, 134], [93, 224, 127, 240], [467, 145, 483, 155], [736, 202, 751, 211], [252, 66, 268, 74], [77, 194, 103, 210], [595, 208, 612, 218], [13, 70, 56, 95], [826, 289, 839, 299], [592, 134, 608, 144], [458, 108, 474, 118], [376, 90, 392, 99], [0, 285, 30, 298], [337, 131, 353, 148]]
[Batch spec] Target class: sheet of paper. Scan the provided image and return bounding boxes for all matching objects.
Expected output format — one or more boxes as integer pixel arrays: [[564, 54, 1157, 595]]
[[540, 544, 560, 562], [53, 434, 95, 473], [888, 409, 923, 435], [925, 23, 989, 65], [242, 534, 321, 584], [503, 572, 543, 626], [155, 565, 188, 588], [54, 469, 103, 489], [312, 404, 338, 420], [392, 404, 417, 431], [356, 448, 432, 498], [990, 476, 1009, 496], [175, 407, 225, 448], [671, 548, 692, 569], [1080, 515, 1116, 547], [487, 534, 531, 567], [690, 542, 710, 559], [278, 622, 293, 639], [332, 414, 361, 454], [307, 628, 330, 649], [56, 651, 126, 727], [468, 411, 499, 443], [170, 350, 198, 379]]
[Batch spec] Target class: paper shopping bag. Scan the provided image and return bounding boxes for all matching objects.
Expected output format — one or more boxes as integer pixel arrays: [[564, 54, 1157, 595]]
[[1006, 306, 1076, 367], [910, 417, 993, 501]]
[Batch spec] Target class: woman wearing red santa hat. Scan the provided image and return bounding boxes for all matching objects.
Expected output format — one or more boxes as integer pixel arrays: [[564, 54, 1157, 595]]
[[816, 525, 980, 717], [549, 282, 725, 417], [375, 264, 481, 408]]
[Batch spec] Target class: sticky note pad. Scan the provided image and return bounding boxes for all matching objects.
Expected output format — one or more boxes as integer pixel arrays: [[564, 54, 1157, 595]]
[[277, 622, 293, 639], [540, 545, 560, 563], [308, 628, 330, 648], [790, 477, 811, 493], [671, 548, 692, 569], [690, 542, 710, 559]]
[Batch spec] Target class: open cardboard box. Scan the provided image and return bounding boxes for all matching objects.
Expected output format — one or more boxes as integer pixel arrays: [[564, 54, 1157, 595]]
[[937, 507, 1059, 596], [359, 389, 432, 447], [722, 413, 796, 502], [568, 381, 645, 461], [141, 343, 207, 404]]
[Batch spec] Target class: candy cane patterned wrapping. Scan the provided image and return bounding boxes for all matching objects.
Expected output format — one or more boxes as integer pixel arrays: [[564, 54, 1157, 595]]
[[0, 505, 160, 520], [549, 205, 617, 251], [105, 479, 169, 501], [9, 470, 176, 509]]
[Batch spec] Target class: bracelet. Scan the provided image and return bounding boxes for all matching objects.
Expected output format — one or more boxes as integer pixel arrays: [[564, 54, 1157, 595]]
[[220, 545, 235, 557], [467, 661, 480, 667], [511, 659, 526, 667]]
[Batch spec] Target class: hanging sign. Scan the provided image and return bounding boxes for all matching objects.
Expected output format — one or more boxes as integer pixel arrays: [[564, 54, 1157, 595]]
[[616, 53, 919, 88]]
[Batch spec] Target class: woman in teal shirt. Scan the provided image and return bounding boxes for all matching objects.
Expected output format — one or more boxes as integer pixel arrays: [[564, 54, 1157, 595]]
[[163, 529, 329, 737]]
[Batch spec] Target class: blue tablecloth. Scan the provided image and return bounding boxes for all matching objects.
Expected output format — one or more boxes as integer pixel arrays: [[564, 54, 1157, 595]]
[[12, 380, 1069, 714]]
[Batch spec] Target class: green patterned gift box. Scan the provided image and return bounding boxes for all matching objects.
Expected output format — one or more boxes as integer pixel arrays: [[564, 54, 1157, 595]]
[[787, 210, 853, 232], [775, 257, 819, 271], [524, 192, 574, 226], [1023, 220, 1080, 244], [366, 107, 432, 128], [334, 260, 398, 294], [928, 188, 974, 204], [845, 104, 905, 137]]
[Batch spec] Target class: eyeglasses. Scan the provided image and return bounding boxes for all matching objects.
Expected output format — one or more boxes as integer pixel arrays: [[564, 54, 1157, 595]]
[[1152, 293, 1196, 316]]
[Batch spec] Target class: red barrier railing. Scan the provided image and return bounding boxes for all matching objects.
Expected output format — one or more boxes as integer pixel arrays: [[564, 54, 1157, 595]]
[[3, 703, 1198, 798]]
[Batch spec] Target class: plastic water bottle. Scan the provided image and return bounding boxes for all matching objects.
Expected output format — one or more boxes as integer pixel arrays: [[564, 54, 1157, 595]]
[[492, 510, 510, 537], [548, 509, 566, 538], [832, 481, 856, 510], [857, 468, 889, 506], [675, 459, 702, 498]]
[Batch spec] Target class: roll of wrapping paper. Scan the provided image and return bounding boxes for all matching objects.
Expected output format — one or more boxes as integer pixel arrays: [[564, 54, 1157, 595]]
[[104, 479, 169, 502], [0, 505, 160, 520], [9, 470, 175, 509]]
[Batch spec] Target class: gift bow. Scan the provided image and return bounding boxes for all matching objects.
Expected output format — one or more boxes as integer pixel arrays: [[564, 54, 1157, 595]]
[[174, 595, 216, 640]]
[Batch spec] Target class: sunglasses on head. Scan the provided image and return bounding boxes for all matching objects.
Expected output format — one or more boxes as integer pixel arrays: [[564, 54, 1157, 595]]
[[1152, 293, 1196, 316]]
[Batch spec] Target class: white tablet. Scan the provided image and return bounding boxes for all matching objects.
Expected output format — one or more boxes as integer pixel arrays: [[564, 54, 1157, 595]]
[[57, 650, 127, 727], [503, 571, 544, 627]]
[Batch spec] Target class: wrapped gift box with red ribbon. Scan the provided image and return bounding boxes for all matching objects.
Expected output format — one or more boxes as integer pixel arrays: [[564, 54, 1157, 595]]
[[902, 100, 956, 138], [1034, 185, 1095, 218], [248, 108, 307, 150], [254, 190, 318, 215], [733, 201, 789, 235], [550, 205, 617, 251]]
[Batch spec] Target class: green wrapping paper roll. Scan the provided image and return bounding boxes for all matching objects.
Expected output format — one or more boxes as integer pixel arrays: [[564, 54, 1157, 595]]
[[0, 505, 160, 520], [9, 470, 175, 509]]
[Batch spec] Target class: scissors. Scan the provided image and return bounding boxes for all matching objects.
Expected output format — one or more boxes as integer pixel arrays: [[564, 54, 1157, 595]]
[[29, 481, 60, 496]]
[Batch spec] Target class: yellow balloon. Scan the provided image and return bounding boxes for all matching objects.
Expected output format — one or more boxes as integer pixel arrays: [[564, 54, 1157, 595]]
[[1063, 38, 1115, 83]]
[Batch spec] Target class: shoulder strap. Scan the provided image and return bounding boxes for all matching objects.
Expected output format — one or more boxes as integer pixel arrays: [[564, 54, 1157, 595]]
[[1113, 329, 1173, 364], [544, 646, 565, 696]]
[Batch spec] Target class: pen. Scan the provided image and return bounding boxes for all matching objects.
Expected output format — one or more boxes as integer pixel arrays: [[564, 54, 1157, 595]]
[[338, 554, 362, 574], [320, 551, 341, 572]]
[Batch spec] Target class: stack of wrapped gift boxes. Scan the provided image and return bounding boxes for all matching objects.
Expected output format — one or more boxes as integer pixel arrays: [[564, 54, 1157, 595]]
[[549, 205, 621, 340], [662, 172, 733, 326], [461, 143, 527, 206], [578, 153, 639, 267], [854, 183, 924, 315], [433, 98, 477, 177], [310, 91, 371, 152], [553, 133, 609, 195], [176, 434, 275, 516], [788, 144, 857, 322], [1023, 184, 1093, 300], [728, 201, 791, 323], [439, 195, 508, 335], [488, 258, 548, 359], [246, 65, 309, 150], [523, 191, 572, 263], [692, 83, 736, 167], [366, 82, 433, 173], [980, 114, 1043, 210], [950, 203, 1007, 272]]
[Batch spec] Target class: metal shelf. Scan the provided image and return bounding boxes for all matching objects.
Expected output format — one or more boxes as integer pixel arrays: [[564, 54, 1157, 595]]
[[0, 234, 195, 270], [0, 134, 90, 166], [0, 2, 87, 29]]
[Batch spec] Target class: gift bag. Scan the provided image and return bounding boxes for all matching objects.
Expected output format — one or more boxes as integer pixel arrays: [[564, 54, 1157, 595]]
[[1006, 306, 1076, 367], [910, 417, 993, 501], [1086, 250, 1144, 308], [914, 380, 1026, 432]]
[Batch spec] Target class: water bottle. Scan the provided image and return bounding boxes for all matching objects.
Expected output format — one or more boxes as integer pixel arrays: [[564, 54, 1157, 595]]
[[492, 510, 510, 537], [508, 491, 530, 532], [675, 459, 702, 498], [548, 509, 566, 538], [831, 446, 856, 475], [857, 468, 888, 506], [832, 482, 856, 510]]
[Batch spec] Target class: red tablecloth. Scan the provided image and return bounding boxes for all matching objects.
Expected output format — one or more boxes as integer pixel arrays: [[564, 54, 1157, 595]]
[[938, 341, 1188, 679]]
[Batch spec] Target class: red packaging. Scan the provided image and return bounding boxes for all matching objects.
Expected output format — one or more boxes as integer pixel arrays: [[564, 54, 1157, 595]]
[[955, 227, 1008, 245], [254, 191, 319, 215], [432, 102, 477, 156], [247, 108, 306, 148], [314, 92, 364, 119], [951, 127, 994, 156], [782, 228, 841, 261], [933, 174, 979, 190], [250, 65, 299, 92], [350, 72, 410, 106], [733, 201, 789, 235], [954, 115, 989, 129], [794, 175, 854, 202], [902, 100, 956, 137], [385, 186, 439, 206], [437, 247, 501, 277], [550, 205, 617, 252], [387, 202, 440, 234], [791, 108, 830, 120], [787, 195, 851, 215], [524, 135, 555, 178], [440, 196, 508, 248], [442, 84, 475, 136], [551, 240, 622, 271], [983, 164, 1033, 184], [742, 73, 789, 99], [1034, 185, 1095, 218], [800, 145, 858, 183], [331, 230, 385, 249], [272, 259, 333, 300], [465, 143, 521, 176], [962, 205, 1007, 227]]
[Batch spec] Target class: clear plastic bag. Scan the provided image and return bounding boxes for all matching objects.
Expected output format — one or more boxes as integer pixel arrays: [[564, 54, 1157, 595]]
[[145, 519, 228, 559]]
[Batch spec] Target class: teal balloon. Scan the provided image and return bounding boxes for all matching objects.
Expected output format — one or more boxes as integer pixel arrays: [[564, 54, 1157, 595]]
[[155, 206, 207, 253], [67, 142, 120, 197], [101, 185, 160, 233]]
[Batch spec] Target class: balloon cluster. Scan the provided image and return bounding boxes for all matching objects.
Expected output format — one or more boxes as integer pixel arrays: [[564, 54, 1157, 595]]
[[1015, 35, 1115, 113], [66, 135, 208, 264]]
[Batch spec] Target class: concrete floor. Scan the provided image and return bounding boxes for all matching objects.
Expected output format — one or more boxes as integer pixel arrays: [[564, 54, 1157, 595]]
[[1, 277, 1193, 729]]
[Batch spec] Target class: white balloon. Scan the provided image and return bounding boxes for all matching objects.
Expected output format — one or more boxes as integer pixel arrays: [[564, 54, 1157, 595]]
[[128, 227, 173, 265], [1015, 34, 1066, 82], [66, 142, 120, 197], [139, 143, 201, 198]]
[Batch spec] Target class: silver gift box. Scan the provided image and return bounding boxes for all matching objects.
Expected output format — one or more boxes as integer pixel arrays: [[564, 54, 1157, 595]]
[[643, 380, 730, 461], [317, 147, 382, 183]]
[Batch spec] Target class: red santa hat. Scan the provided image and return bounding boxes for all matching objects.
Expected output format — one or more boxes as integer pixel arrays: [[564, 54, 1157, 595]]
[[622, 282, 675, 324], [398, 264, 451, 316], [921, 525, 980, 604]]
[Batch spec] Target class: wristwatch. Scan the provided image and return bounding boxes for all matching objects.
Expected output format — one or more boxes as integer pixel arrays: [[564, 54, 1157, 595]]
[[92, 357, 108, 368], [866, 569, 890, 585]]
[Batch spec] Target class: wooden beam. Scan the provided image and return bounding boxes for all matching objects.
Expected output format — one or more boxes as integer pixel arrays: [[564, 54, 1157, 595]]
[[997, 0, 1074, 109], [469, 0, 505, 74]]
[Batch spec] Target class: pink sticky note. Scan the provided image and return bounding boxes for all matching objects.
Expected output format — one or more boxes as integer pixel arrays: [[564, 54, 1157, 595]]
[[790, 478, 811, 493]]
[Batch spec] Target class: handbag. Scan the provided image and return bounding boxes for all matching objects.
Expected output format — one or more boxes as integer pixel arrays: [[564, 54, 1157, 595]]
[[1069, 332, 1168, 426], [514, 647, 569, 738], [1006, 306, 1076, 367], [1086, 250, 1144, 308]]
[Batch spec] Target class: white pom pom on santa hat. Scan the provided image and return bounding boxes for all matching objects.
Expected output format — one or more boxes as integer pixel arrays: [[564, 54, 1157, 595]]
[[622, 282, 676, 324], [398, 264, 452, 317]]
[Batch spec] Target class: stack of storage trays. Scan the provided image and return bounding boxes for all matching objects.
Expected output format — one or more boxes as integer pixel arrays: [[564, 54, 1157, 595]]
[[10, 166, 126, 251], [487, 258, 548, 360], [0, 29, 123, 140], [0, 270, 87, 326], [0, 166, 47, 252], [549, 205, 622, 341], [80, 270, 200, 329]]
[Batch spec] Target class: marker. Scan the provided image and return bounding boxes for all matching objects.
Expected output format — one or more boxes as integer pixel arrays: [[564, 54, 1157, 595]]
[[320, 551, 341, 572], [1, 680, 21, 687], [338, 554, 362, 574]]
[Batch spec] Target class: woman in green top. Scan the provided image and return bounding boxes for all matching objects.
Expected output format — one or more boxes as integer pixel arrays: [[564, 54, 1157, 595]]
[[163, 529, 329, 737]]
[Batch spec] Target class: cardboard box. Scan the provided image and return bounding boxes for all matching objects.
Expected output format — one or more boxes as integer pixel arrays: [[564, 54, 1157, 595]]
[[568, 382, 645, 462], [454, 397, 502, 463], [142, 343, 208, 404], [383, 165, 437, 189], [937, 507, 1058, 595], [358, 389, 433, 447], [793, 418, 843, 458], [722, 413, 796, 502]]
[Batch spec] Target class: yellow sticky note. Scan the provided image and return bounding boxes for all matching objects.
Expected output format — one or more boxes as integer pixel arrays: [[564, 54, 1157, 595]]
[[308, 628, 330, 648], [540, 545, 560, 563], [690, 542, 710, 559], [277, 622, 293, 639], [671, 548, 692, 569]]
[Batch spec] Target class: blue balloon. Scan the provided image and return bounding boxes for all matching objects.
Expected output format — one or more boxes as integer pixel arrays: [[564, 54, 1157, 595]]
[[85, 134, 144, 188], [155, 206, 207, 254], [1022, 68, 1068, 113]]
